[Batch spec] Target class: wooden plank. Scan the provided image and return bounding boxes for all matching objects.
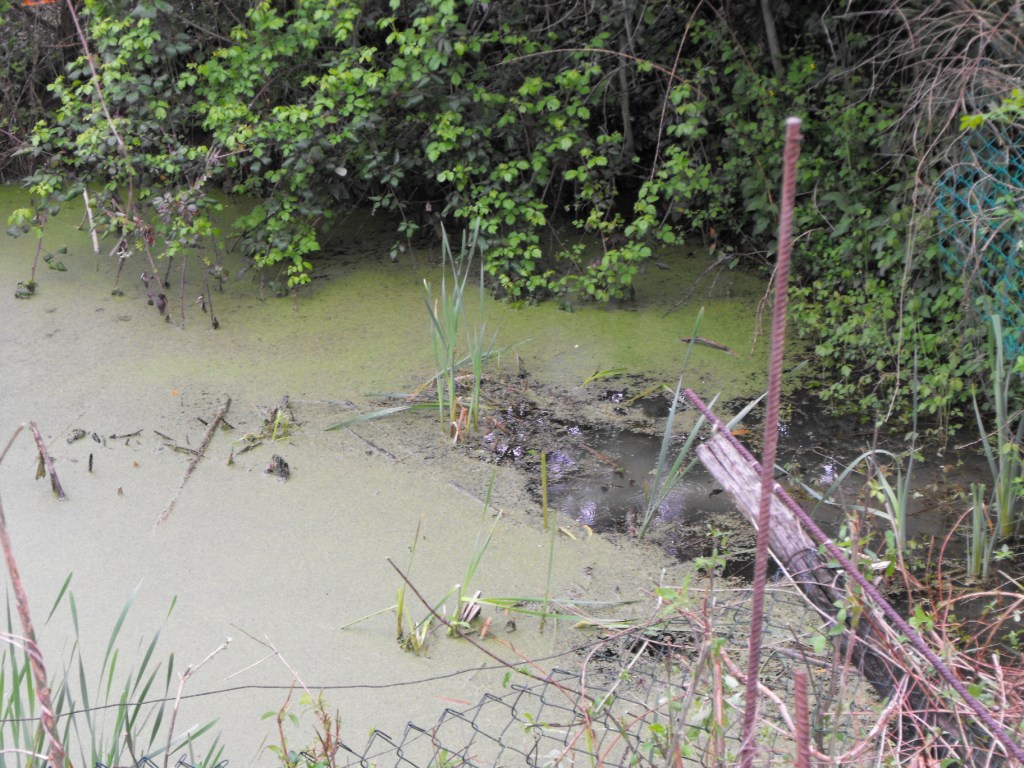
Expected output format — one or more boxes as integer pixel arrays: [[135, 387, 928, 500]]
[[697, 432, 899, 694]]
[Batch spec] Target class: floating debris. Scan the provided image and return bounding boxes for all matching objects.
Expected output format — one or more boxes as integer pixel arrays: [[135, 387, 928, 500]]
[[265, 454, 290, 481]]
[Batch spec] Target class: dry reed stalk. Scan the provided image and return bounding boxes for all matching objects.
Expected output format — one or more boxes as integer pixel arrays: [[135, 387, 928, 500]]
[[161, 638, 230, 768], [29, 421, 66, 500], [0, 425, 69, 768], [158, 396, 231, 525]]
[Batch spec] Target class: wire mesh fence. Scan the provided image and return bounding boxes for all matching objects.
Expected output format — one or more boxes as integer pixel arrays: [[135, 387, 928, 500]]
[[331, 583, 882, 768]]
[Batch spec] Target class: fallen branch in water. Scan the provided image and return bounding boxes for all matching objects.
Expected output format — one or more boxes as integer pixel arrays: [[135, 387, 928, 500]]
[[158, 397, 231, 525], [29, 422, 66, 500]]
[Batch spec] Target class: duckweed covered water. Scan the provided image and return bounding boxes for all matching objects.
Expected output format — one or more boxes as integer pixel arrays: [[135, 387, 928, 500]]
[[0, 186, 776, 764]]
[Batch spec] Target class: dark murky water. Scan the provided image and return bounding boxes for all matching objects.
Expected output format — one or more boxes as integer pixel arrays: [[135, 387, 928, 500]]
[[544, 386, 994, 570]]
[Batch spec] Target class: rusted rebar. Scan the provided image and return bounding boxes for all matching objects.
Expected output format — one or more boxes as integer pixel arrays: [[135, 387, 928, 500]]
[[738, 116, 802, 768]]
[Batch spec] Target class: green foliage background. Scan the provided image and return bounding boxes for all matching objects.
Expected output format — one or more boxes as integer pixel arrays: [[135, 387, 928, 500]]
[[3, 0, 1021, 421]]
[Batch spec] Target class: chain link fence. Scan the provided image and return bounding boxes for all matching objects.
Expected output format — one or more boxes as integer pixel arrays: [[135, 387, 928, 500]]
[[332, 583, 879, 767]]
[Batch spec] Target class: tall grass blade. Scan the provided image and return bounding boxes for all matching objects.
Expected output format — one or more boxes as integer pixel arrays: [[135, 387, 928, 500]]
[[541, 497, 558, 633], [541, 451, 549, 530], [457, 471, 499, 605], [45, 573, 73, 624], [638, 309, 705, 539], [325, 403, 428, 430]]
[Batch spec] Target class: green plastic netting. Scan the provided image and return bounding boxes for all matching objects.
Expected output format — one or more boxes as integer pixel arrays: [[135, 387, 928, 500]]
[[935, 125, 1024, 358]]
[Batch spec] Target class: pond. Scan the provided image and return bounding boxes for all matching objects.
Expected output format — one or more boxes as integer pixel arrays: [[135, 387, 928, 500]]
[[0, 187, 783, 765]]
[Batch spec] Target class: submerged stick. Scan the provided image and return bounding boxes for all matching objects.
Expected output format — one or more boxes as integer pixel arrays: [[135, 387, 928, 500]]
[[678, 336, 737, 356], [202, 271, 219, 329], [0, 427, 69, 768], [158, 397, 231, 525], [29, 422, 66, 500]]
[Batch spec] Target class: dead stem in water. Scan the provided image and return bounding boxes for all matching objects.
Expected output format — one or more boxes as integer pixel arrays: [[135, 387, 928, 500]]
[[158, 397, 232, 525]]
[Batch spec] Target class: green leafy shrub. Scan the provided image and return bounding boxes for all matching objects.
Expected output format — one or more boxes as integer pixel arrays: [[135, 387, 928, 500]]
[[13, 0, 1002, 419]]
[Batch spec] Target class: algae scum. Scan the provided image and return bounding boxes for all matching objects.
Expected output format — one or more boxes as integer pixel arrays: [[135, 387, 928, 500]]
[[0, 186, 794, 763]]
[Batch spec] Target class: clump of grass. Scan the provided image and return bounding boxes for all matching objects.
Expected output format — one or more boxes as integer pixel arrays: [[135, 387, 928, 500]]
[[637, 309, 707, 540], [966, 482, 997, 581], [0, 581, 223, 768], [394, 517, 439, 655], [236, 398, 294, 448], [638, 309, 767, 540], [378, 470, 641, 651], [794, 446, 916, 567]]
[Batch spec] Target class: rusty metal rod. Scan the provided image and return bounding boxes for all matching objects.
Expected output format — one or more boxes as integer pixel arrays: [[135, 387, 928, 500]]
[[739, 116, 802, 767]]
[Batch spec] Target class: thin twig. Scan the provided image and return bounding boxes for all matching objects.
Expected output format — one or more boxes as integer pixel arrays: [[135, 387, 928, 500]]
[[82, 189, 100, 256]]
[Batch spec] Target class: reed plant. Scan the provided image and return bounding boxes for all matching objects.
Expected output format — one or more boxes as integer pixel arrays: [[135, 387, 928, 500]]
[[385, 476, 501, 653], [864, 449, 914, 555], [540, 490, 558, 633], [797, 447, 915, 563], [638, 310, 767, 540], [328, 221, 506, 440], [447, 473, 501, 636], [423, 219, 499, 439], [393, 517, 439, 655], [637, 310, 706, 540], [639, 386, 769, 541], [971, 312, 1024, 539], [384, 471, 639, 649], [966, 482, 997, 581]]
